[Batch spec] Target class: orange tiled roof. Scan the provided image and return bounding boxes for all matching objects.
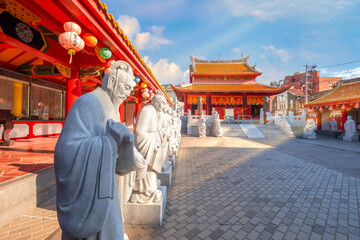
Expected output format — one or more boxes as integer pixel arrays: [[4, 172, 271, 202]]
[[193, 63, 259, 75], [304, 81, 360, 107], [172, 83, 287, 93]]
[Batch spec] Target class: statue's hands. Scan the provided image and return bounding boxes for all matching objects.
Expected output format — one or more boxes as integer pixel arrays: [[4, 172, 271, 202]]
[[106, 119, 133, 144]]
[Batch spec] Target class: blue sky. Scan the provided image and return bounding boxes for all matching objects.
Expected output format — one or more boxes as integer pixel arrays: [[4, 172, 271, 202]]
[[102, 0, 360, 85]]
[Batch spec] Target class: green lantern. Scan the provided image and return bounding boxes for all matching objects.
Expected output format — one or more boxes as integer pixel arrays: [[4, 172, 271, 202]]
[[100, 48, 112, 59]]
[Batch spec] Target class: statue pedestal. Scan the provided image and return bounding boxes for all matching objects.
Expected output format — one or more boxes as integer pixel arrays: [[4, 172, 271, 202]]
[[343, 134, 359, 142], [169, 155, 176, 169], [157, 160, 172, 186], [123, 186, 166, 227]]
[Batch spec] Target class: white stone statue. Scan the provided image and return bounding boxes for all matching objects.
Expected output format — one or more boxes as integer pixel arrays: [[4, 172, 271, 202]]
[[212, 108, 222, 137], [303, 119, 317, 139], [54, 61, 146, 239], [330, 119, 337, 131], [343, 116, 357, 141], [130, 91, 167, 203], [198, 111, 206, 137], [266, 112, 274, 124]]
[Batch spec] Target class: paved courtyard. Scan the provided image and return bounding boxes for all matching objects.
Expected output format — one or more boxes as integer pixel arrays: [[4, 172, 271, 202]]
[[126, 135, 360, 240], [1, 129, 360, 239]]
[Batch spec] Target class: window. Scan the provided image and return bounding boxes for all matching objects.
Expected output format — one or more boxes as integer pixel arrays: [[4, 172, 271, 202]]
[[0, 74, 64, 120]]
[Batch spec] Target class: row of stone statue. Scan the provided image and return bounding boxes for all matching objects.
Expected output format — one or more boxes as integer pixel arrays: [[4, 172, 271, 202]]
[[303, 116, 358, 141], [54, 61, 182, 239]]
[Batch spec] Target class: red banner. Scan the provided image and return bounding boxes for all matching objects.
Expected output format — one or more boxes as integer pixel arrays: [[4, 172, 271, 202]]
[[211, 95, 243, 104], [188, 95, 207, 103]]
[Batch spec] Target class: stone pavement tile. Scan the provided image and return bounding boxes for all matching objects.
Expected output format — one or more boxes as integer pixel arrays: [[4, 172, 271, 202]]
[[208, 228, 225, 240]]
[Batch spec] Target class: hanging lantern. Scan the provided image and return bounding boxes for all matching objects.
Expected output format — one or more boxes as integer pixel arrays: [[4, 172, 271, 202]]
[[355, 103, 360, 109], [329, 105, 334, 111], [341, 104, 347, 110], [83, 33, 98, 47], [142, 92, 149, 98], [100, 48, 112, 59], [141, 88, 148, 93], [59, 31, 84, 64], [319, 107, 324, 112], [106, 59, 115, 68], [141, 82, 147, 88], [134, 76, 140, 83], [63, 22, 81, 35]]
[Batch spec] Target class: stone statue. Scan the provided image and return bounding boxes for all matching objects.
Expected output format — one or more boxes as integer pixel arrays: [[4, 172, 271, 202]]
[[54, 61, 146, 239], [330, 119, 337, 131], [130, 91, 167, 203], [266, 112, 274, 124], [212, 108, 222, 137], [303, 119, 317, 139], [198, 111, 206, 137], [343, 116, 357, 141]]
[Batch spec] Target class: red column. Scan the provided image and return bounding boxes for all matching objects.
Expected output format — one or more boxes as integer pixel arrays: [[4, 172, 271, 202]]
[[342, 109, 347, 131], [316, 110, 321, 130], [119, 102, 124, 123], [66, 68, 81, 116], [184, 93, 188, 113]]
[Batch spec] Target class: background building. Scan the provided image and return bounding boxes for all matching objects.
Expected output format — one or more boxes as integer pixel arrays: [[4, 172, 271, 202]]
[[172, 56, 287, 119], [281, 71, 342, 94]]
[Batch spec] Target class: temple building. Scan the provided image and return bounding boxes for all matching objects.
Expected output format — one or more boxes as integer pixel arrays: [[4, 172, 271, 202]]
[[171, 56, 287, 119], [304, 78, 360, 132], [0, 0, 172, 141]]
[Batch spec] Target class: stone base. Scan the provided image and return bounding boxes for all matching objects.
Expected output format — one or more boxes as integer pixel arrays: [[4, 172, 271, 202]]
[[123, 186, 167, 227], [343, 135, 359, 142], [157, 161, 172, 187], [169, 155, 176, 169]]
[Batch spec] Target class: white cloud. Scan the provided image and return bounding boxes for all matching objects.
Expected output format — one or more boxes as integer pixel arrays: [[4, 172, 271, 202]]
[[261, 45, 290, 63], [116, 15, 171, 50], [182, 69, 190, 84], [257, 64, 288, 84], [143, 56, 185, 84], [224, 0, 354, 22], [232, 47, 241, 54], [329, 67, 360, 79]]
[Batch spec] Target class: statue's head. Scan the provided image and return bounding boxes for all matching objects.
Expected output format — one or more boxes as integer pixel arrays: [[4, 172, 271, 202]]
[[101, 61, 135, 106], [151, 90, 166, 111], [347, 116, 352, 120], [307, 119, 315, 126]]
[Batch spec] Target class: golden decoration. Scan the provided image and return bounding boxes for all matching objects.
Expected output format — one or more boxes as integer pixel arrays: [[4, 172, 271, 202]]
[[54, 62, 71, 78], [2, 0, 41, 25]]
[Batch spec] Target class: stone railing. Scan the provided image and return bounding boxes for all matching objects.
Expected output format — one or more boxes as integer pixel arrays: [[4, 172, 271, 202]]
[[275, 112, 295, 138], [285, 111, 306, 128]]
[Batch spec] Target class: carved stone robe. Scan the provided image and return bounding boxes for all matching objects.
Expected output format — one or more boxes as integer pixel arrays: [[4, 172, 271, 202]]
[[55, 88, 137, 240]]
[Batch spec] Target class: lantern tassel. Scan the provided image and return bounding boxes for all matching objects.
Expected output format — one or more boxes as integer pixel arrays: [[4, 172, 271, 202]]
[[68, 49, 76, 64]]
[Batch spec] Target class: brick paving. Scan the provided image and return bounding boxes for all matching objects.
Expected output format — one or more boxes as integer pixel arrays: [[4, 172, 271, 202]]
[[2, 132, 360, 239], [126, 136, 360, 239], [0, 198, 58, 240]]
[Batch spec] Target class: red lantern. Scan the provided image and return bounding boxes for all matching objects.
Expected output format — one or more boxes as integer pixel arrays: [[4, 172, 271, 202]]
[[329, 105, 334, 111], [341, 104, 346, 110], [83, 33, 98, 47], [59, 22, 84, 64], [319, 107, 324, 112], [355, 103, 360, 109]]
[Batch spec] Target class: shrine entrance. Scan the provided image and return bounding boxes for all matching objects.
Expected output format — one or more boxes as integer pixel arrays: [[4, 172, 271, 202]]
[[251, 105, 261, 118]]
